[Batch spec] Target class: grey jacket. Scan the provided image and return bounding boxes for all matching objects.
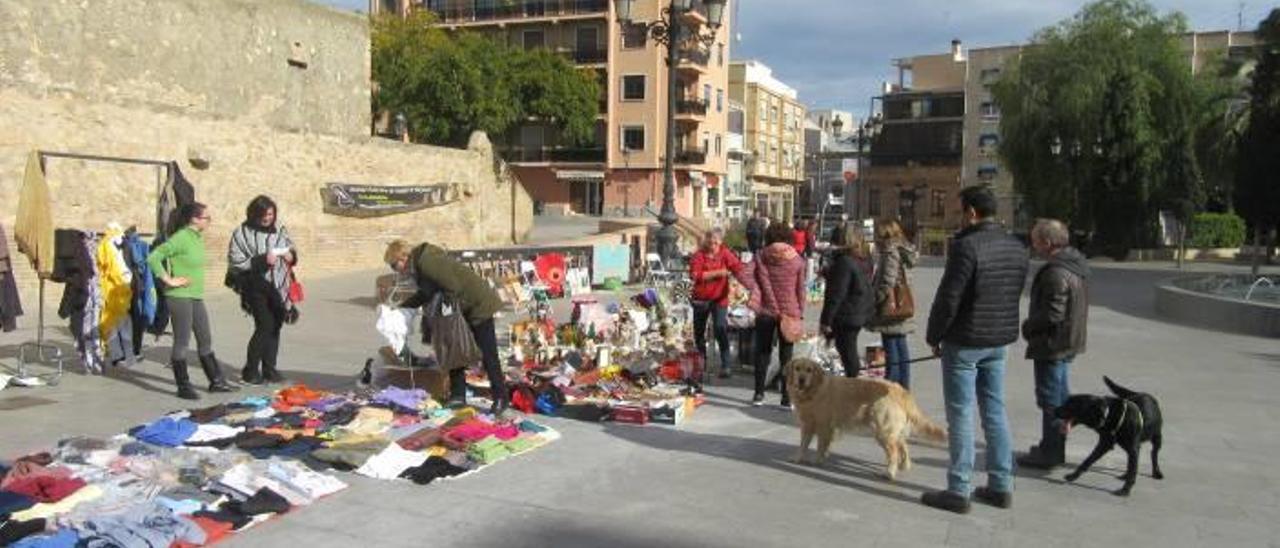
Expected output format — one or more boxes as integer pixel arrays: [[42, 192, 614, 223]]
[[870, 241, 919, 335], [1023, 247, 1089, 361], [227, 223, 296, 306]]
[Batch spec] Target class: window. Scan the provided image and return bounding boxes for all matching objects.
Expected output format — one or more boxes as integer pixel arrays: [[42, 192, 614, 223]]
[[576, 27, 599, 55], [759, 102, 767, 121], [932, 189, 947, 217], [715, 134, 722, 156], [868, 188, 881, 217], [702, 131, 710, 153], [703, 84, 711, 103], [622, 125, 645, 151], [622, 23, 647, 48], [980, 67, 1002, 85], [717, 44, 724, 66], [716, 89, 723, 112], [980, 101, 1000, 119], [978, 133, 999, 155], [622, 75, 645, 100], [978, 164, 998, 181], [770, 106, 778, 122], [759, 138, 768, 159], [522, 30, 545, 50]]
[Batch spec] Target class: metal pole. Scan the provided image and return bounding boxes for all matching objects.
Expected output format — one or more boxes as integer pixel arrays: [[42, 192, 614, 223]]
[[655, 7, 682, 264]]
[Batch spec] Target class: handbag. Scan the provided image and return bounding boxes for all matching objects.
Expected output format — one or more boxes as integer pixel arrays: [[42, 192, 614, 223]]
[[428, 292, 482, 371], [287, 264, 305, 304], [780, 314, 805, 343], [877, 262, 915, 322]]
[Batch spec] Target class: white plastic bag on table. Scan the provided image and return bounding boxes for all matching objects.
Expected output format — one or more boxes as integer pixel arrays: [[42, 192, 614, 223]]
[[727, 305, 755, 329]]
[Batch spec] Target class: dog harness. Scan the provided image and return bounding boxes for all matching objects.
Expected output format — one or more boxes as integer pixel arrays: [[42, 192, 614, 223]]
[[1103, 399, 1143, 438]]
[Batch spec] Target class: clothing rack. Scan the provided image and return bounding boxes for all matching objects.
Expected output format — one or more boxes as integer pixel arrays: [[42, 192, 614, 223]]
[[9, 150, 172, 386]]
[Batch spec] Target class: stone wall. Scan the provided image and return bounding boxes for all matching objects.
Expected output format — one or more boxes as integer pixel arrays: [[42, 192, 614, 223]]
[[0, 88, 534, 305], [0, 0, 371, 137], [0, 0, 534, 312]]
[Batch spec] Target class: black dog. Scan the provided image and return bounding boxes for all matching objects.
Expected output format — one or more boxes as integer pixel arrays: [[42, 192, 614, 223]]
[[1054, 376, 1164, 496]]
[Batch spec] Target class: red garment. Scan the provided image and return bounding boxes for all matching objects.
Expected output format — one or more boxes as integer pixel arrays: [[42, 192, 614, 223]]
[[276, 384, 326, 407], [4, 475, 86, 503], [174, 516, 234, 548], [689, 245, 745, 306], [742, 243, 806, 319], [792, 229, 807, 255]]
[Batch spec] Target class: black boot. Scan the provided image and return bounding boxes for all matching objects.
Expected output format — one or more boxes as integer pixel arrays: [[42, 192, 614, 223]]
[[447, 368, 468, 407], [172, 359, 201, 401], [241, 361, 264, 385], [199, 354, 239, 393], [262, 363, 287, 384]]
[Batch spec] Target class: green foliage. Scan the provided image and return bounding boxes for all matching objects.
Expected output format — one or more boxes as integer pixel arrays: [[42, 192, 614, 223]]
[[1188, 212, 1247, 248], [371, 12, 601, 147], [723, 221, 748, 251], [1236, 9, 1280, 241], [991, 0, 1204, 257]]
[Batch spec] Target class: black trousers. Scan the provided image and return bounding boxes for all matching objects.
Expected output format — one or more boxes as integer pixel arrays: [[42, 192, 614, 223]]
[[754, 315, 794, 395], [447, 318, 507, 402], [244, 288, 285, 371], [692, 301, 731, 373], [833, 326, 862, 377]]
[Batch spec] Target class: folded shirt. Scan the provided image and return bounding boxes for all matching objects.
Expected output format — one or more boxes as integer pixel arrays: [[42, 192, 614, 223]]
[[355, 444, 429, 480]]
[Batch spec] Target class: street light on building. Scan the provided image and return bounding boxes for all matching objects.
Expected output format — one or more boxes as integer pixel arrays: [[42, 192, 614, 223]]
[[614, 0, 727, 264]]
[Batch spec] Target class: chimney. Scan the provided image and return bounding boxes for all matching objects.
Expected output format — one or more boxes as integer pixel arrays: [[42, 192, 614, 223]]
[[951, 39, 964, 62]]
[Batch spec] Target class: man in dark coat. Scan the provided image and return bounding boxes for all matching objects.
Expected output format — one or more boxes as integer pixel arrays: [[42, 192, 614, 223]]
[[745, 209, 767, 254], [922, 185, 1029, 514], [1018, 218, 1089, 470], [385, 239, 508, 414]]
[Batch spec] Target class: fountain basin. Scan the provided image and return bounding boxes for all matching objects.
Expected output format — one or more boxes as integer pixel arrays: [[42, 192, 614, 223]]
[[1155, 275, 1280, 338]]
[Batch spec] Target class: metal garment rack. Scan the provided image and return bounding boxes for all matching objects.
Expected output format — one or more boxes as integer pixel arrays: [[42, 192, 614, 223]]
[[7, 150, 171, 386]]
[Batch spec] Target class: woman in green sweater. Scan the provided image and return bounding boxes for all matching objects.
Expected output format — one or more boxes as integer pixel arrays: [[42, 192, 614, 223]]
[[147, 203, 237, 399]]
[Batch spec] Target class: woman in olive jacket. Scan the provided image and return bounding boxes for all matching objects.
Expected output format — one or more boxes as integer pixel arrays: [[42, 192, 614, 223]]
[[869, 219, 919, 389]]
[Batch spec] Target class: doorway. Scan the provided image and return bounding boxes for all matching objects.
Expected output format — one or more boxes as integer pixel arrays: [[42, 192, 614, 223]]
[[570, 179, 604, 216]]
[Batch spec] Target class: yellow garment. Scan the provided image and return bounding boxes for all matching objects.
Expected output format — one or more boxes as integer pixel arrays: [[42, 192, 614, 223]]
[[326, 432, 390, 448], [426, 445, 449, 457], [96, 229, 132, 339], [14, 151, 54, 277], [11, 484, 104, 521], [341, 407, 395, 436]]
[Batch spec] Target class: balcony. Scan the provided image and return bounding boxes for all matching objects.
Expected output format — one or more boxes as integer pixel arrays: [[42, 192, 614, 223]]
[[505, 146, 606, 164], [674, 98, 708, 125], [675, 148, 707, 165], [676, 48, 710, 74], [427, 0, 608, 26], [556, 47, 607, 65]]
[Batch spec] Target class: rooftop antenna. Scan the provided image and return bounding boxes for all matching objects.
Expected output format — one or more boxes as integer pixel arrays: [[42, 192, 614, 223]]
[[1238, 2, 1245, 32], [734, 0, 742, 43]]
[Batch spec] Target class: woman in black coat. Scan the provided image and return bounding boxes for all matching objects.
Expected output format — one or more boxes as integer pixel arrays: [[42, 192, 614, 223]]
[[819, 224, 875, 377]]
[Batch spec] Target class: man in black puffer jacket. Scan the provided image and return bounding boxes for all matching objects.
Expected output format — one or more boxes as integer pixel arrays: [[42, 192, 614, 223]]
[[921, 185, 1029, 514], [1018, 218, 1089, 470]]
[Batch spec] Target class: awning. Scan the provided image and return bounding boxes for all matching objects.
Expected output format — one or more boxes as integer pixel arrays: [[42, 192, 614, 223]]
[[556, 170, 605, 181]]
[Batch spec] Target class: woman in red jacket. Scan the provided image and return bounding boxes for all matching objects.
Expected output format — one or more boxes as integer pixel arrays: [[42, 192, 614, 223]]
[[744, 221, 808, 407], [689, 228, 746, 379]]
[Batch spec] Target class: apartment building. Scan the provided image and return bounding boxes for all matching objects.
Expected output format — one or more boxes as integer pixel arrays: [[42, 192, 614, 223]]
[[374, 0, 732, 220], [802, 109, 859, 222], [864, 31, 1256, 254], [729, 60, 806, 222]]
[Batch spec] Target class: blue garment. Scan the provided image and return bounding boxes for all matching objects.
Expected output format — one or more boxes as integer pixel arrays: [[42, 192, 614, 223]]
[[74, 502, 205, 548], [1034, 358, 1072, 462], [1, 490, 37, 516], [372, 387, 428, 413], [131, 417, 197, 447], [238, 397, 270, 409], [882, 334, 911, 389], [941, 344, 1013, 496], [125, 234, 157, 326], [8, 528, 79, 548]]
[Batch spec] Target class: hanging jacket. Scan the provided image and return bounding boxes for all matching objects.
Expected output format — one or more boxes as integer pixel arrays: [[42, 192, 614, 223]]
[[742, 242, 806, 320], [96, 229, 133, 341], [125, 233, 157, 325], [15, 152, 55, 277], [0, 223, 21, 332], [157, 162, 196, 238]]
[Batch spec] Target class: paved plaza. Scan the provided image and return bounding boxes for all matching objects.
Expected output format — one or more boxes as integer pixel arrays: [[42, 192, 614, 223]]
[[2, 258, 1278, 547]]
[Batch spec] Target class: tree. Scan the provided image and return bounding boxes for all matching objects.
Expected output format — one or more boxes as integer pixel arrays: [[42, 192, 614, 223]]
[[1237, 9, 1280, 276], [992, 0, 1202, 259], [371, 12, 600, 147]]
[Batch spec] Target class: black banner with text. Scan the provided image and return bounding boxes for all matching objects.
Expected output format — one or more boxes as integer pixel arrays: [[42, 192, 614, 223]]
[[321, 183, 463, 217]]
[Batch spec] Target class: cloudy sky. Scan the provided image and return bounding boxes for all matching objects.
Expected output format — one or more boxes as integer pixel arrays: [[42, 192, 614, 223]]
[[312, 0, 1267, 117]]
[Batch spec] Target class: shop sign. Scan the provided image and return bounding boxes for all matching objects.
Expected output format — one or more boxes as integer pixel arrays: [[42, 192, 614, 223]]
[[321, 182, 463, 217]]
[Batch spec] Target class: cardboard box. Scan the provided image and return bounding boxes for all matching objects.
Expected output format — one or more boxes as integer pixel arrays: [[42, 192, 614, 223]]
[[610, 405, 650, 425]]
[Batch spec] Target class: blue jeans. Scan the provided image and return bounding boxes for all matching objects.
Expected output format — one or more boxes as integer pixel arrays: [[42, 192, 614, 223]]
[[941, 344, 1014, 496], [882, 334, 910, 389], [693, 302, 731, 374], [1034, 358, 1072, 462]]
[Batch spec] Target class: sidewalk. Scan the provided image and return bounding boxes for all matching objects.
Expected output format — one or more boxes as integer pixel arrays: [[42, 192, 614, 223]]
[[2, 260, 1278, 546]]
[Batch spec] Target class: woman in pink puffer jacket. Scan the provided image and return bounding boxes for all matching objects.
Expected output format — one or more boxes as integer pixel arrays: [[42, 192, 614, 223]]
[[742, 221, 807, 407]]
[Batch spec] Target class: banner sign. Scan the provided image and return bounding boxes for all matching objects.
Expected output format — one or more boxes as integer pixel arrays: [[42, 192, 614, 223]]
[[321, 183, 463, 217]]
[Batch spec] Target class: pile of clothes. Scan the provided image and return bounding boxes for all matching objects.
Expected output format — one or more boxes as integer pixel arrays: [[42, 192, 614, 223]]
[[0, 385, 559, 546]]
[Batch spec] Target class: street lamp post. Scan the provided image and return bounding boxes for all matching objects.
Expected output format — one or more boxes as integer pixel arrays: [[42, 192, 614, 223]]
[[614, 0, 726, 264]]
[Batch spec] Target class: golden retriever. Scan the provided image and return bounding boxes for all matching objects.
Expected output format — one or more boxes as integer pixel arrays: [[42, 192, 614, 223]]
[[785, 357, 946, 479]]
